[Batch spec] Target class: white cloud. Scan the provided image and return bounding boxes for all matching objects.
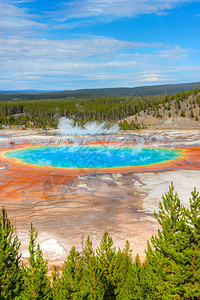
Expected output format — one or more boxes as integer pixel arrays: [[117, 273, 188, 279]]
[[157, 45, 190, 59], [0, 36, 198, 89], [12, 1, 35, 3], [0, 36, 162, 60], [59, 0, 197, 20], [142, 76, 161, 82], [0, 2, 45, 35]]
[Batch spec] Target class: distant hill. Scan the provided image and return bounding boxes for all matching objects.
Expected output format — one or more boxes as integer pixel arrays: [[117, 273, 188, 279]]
[[68, 82, 200, 97], [0, 90, 60, 95], [0, 82, 199, 101]]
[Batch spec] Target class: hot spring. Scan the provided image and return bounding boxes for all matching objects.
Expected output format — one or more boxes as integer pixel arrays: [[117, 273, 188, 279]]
[[4, 145, 183, 169]]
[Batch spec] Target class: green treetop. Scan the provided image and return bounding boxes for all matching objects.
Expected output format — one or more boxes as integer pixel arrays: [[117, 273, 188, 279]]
[[0, 208, 22, 299], [21, 224, 52, 300]]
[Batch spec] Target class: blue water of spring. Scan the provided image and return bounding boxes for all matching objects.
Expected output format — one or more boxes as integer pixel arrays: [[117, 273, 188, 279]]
[[5, 145, 182, 169]]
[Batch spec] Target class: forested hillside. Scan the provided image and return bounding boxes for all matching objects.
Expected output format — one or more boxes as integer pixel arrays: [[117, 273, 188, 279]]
[[0, 87, 200, 130], [64, 81, 200, 97], [0, 82, 199, 101], [1, 184, 200, 299], [123, 87, 200, 129]]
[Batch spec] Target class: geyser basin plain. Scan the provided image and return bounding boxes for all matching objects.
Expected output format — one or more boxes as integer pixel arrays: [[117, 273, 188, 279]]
[[4, 145, 183, 169]]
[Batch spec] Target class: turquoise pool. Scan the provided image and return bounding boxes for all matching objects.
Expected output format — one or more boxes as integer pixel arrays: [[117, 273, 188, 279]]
[[4, 145, 182, 169]]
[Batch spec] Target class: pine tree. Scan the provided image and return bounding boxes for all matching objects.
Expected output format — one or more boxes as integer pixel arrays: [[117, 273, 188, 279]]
[[79, 236, 104, 299], [95, 231, 117, 299], [180, 188, 200, 298], [59, 246, 82, 299], [113, 241, 133, 299], [52, 266, 61, 300], [145, 183, 187, 299], [21, 224, 52, 299], [0, 207, 22, 299]]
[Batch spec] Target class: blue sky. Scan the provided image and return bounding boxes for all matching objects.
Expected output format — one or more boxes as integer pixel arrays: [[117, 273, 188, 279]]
[[0, 0, 200, 90]]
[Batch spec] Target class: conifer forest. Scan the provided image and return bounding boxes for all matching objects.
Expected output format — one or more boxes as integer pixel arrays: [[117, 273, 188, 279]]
[[0, 88, 200, 130], [1, 184, 200, 299]]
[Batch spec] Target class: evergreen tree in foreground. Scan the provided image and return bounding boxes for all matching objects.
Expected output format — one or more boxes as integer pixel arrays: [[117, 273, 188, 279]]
[[79, 236, 104, 299], [145, 183, 200, 299], [181, 188, 200, 299], [58, 246, 82, 299], [21, 224, 52, 299], [1, 183, 200, 299], [52, 266, 61, 300], [0, 208, 21, 299], [95, 231, 117, 299]]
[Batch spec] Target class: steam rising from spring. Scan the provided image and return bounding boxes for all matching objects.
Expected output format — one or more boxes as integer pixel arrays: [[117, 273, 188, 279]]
[[58, 118, 119, 135]]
